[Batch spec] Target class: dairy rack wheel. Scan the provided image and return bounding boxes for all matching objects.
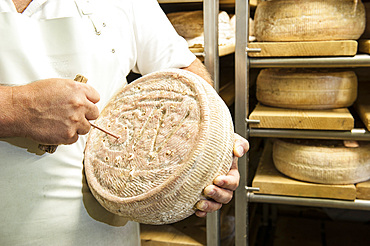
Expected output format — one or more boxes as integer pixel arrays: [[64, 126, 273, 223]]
[[256, 68, 358, 109], [84, 69, 234, 225], [272, 139, 370, 185], [254, 0, 366, 42]]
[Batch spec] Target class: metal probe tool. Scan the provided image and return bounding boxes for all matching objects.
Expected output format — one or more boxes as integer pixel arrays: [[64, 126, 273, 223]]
[[89, 122, 120, 139]]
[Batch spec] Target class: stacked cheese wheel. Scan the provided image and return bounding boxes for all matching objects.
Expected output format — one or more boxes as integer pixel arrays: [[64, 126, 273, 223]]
[[273, 139, 370, 185], [167, 10, 234, 48], [362, 2, 370, 38], [230, 15, 255, 41], [256, 68, 358, 109], [84, 69, 234, 225], [254, 0, 366, 42]]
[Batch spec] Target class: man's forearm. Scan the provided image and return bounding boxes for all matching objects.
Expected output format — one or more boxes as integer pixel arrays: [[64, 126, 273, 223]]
[[0, 86, 18, 137], [181, 58, 214, 87]]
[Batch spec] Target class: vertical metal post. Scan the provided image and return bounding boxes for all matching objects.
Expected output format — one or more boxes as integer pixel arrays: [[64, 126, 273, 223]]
[[235, 0, 250, 246], [204, 0, 220, 92], [204, 0, 220, 246]]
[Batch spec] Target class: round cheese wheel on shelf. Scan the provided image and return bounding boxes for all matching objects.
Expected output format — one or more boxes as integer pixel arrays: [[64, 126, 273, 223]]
[[230, 15, 255, 41], [167, 10, 205, 39], [166, 10, 234, 47], [84, 69, 234, 225], [272, 139, 370, 185], [362, 2, 370, 38], [254, 0, 366, 42], [256, 68, 358, 109]]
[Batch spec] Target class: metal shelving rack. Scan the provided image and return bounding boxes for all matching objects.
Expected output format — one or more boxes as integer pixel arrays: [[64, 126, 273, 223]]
[[158, 1, 221, 245], [202, 1, 222, 245], [235, 1, 370, 246]]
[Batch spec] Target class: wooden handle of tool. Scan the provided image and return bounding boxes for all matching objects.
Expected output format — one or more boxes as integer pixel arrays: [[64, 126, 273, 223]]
[[38, 75, 88, 153], [74, 74, 88, 84]]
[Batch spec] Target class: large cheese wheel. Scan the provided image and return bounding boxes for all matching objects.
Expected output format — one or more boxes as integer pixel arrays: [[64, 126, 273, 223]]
[[230, 15, 255, 41], [256, 69, 358, 109], [362, 2, 370, 38], [84, 69, 234, 225], [167, 10, 234, 47], [272, 139, 370, 185], [254, 0, 366, 42]]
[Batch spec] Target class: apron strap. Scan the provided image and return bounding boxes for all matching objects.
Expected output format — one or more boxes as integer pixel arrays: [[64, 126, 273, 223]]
[[74, 0, 93, 15], [74, 0, 104, 36]]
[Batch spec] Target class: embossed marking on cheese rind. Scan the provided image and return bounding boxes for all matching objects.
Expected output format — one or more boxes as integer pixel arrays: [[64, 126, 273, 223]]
[[86, 72, 204, 199], [84, 69, 234, 224]]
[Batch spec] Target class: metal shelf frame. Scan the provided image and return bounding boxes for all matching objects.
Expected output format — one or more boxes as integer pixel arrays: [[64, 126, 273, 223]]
[[158, 1, 221, 245], [249, 128, 370, 141], [235, 0, 250, 246], [249, 54, 370, 68], [235, 1, 370, 246], [247, 193, 370, 211], [203, 1, 221, 246]]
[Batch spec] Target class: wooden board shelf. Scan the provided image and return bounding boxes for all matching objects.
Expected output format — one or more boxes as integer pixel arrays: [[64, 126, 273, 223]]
[[249, 103, 354, 131], [190, 43, 235, 57], [140, 215, 206, 246], [359, 39, 370, 54], [220, 0, 258, 7], [251, 141, 359, 201], [219, 81, 235, 107], [248, 40, 358, 57], [356, 180, 370, 200], [354, 81, 370, 132]]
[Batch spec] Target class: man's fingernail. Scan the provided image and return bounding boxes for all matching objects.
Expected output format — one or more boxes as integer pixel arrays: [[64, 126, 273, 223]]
[[199, 201, 207, 210], [206, 188, 215, 196], [214, 179, 224, 186], [237, 146, 244, 156]]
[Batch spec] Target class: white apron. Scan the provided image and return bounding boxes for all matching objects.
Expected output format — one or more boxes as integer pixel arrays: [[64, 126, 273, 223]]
[[0, 1, 140, 245]]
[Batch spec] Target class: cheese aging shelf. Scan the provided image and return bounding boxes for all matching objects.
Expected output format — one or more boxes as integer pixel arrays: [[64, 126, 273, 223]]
[[160, 0, 238, 59], [144, 1, 222, 246], [234, 1, 370, 246]]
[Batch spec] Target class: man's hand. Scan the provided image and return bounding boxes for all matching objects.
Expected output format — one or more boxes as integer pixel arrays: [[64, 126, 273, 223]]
[[181, 58, 249, 216], [195, 133, 249, 217], [10, 78, 100, 144]]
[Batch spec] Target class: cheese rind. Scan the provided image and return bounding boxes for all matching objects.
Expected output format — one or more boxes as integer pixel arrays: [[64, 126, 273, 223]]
[[254, 0, 366, 42], [230, 15, 255, 41], [272, 139, 370, 185], [84, 69, 234, 225], [167, 10, 234, 47], [256, 69, 358, 109], [362, 2, 370, 38]]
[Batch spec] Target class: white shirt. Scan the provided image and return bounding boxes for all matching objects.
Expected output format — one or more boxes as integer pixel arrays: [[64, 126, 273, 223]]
[[0, 0, 195, 245]]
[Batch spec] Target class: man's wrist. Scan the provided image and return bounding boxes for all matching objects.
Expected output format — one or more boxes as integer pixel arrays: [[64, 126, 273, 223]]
[[0, 85, 27, 138]]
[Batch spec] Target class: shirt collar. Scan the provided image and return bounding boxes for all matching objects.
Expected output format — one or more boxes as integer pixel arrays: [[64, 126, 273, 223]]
[[1, 0, 48, 16], [23, 0, 48, 16]]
